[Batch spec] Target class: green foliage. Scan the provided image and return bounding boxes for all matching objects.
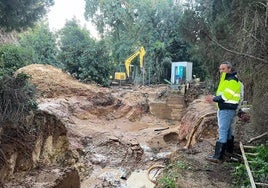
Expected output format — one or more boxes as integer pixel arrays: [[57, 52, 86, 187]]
[[158, 162, 178, 188], [158, 175, 176, 188], [19, 23, 61, 67], [175, 160, 190, 170], [0, 44, 31, 77], [85, 0, 192, 84], [0, 73, 37, 124], [233, 164, 250, 186], [180, 0, 268, 135], [79, 41, 112, 86], [58, 19, 112, 86], [0, 0, 54, 31], [233, 145, 268, 186], [156, 159, 191, 188], [58, 19, 93, 75]]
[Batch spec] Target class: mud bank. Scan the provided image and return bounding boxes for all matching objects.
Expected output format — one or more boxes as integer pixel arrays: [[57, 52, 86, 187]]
[[1, 64, 222, 187]]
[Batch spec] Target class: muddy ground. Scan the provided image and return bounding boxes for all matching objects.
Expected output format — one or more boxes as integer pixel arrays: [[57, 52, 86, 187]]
[[0, 64, 253, 188]]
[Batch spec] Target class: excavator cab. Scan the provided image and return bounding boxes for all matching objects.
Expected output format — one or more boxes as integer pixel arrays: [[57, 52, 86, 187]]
[[114, 64, 127, 80]]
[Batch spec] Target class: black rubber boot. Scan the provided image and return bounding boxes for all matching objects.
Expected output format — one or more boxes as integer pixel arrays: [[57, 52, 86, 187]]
[[206, 141, 226, 163], [226, 136, 234, 154]]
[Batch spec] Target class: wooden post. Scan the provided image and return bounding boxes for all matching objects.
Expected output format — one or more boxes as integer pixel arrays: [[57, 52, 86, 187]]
[[240, 142, 256, 188]]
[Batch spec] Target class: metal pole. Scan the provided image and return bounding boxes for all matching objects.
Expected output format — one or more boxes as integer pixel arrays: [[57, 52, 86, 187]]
[[148, 67, 151, 85], [142, 67, 145, 85]]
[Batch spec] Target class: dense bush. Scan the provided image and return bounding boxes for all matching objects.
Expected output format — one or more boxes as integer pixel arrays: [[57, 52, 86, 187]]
[[0, 44, 31, 77], [58, 19, 112, 86], [0, 73, 37, 124]]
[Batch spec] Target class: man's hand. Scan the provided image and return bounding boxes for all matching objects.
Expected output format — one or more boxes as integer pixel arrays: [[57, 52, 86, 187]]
[[205, 95, 214, 103]]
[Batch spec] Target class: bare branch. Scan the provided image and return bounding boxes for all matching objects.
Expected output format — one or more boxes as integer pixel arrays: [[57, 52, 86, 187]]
[[265, 1, 268, 27], [207, 35, 268, 64], [248, 132, 268, 143]]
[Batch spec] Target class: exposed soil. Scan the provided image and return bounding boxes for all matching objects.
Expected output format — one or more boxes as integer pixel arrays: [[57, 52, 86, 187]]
[[0, 64, 253, 188]]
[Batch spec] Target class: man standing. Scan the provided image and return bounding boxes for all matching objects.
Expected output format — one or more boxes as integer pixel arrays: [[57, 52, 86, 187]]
[[205, 61, 242, 163], [228, 79, 244, 154]]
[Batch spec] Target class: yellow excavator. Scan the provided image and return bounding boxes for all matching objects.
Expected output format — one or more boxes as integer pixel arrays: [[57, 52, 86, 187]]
[[114, 46, 146, 83]]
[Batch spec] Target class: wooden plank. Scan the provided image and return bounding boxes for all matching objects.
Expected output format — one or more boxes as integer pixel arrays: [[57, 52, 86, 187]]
[[255, 182, 268, 187], [240, 142, 256, 188], [245, 152, 259, 156], [244, 145, 257, 149]]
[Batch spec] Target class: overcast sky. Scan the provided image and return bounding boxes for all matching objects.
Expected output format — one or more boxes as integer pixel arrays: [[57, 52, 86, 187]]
[[47, 0, 98, 38]]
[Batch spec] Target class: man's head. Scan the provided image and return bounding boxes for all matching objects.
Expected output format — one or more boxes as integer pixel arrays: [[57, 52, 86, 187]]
[[219, 61, 232, 74]]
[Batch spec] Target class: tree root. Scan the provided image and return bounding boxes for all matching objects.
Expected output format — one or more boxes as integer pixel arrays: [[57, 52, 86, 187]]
[[184, 112, 216, 149]]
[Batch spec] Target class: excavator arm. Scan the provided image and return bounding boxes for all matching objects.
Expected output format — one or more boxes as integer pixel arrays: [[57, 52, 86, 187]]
[[139, 46, 146, 70], [125, 46, 146, 78]]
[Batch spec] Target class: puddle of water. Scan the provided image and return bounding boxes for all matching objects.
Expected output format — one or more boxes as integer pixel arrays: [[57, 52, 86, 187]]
[[126, 170, 155, 188], [81, 168, 155, 188], [81, 167, 123, 188]]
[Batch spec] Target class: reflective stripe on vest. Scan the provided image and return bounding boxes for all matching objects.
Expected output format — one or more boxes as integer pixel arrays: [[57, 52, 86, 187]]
[[216, 72, 241, 105]]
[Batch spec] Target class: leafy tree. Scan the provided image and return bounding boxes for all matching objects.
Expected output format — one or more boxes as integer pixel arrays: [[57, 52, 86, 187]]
[[58, 19, 93, 76], [58, 19, 112, 86], [0, 0, 45, 129], [79, 40, 112, 86], [0, 44, 31, 77], [0, 0, 54, 31], [19, 23, 60, 67], [85, 0, 191, 84], [179, 0, 268, 135], [0, 0, 52, 126]]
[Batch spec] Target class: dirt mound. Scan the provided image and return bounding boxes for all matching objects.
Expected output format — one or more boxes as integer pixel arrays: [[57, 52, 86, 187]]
[[16, 64, 109, 98]]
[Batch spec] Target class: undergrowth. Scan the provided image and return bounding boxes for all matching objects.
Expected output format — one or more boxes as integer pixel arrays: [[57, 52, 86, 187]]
[[0, 73, 37, 124], [233, 144, 268, 187], [156, 158, 191, 188], [155, 144, 268, 188]]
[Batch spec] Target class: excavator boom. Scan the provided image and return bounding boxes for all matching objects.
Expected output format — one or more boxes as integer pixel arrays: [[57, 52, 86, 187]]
[[125, 47, 146, 78]]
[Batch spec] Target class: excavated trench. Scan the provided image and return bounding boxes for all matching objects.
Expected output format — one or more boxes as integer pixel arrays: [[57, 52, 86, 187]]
[[0, 91, 217, 188], [0, 93, 182, 187], [0, 64, 219, 187]]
